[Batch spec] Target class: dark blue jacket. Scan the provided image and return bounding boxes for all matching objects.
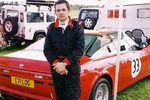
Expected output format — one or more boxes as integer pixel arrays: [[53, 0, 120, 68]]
[[44, 18, 85, 66]]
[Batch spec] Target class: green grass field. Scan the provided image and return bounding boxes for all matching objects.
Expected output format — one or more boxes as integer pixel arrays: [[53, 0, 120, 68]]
[[70, 10, 79, 17], [117, 77, 150, 100], [0, 45, 27, 56]]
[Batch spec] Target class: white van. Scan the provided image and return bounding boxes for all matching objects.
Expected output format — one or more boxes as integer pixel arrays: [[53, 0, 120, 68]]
[[95, 0, 150, 38], [1, 3, 55, 46]]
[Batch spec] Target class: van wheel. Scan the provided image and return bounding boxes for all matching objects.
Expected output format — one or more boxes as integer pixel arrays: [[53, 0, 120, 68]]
[[34, 34, 45, 42], [3, 17, 18, 36], [89, 78, 111, 100], [84, 17, 95, 29]]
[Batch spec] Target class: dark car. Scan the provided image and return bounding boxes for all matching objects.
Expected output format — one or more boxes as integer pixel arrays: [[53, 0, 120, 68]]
[[79, 8, 100, 29]]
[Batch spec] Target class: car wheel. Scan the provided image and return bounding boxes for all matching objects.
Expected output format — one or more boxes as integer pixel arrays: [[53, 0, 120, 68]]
[[3, 17, 18, 36], [90, 78, 111, 100], [84, 17, 95, 29], [34, 34, 45, 42]]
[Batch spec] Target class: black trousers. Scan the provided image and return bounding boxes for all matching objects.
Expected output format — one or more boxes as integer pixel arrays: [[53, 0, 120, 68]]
[[51, 63, 81, 100]]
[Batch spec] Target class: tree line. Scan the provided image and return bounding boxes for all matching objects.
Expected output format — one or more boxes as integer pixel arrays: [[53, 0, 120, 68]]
[[70, 4, 99, 11]]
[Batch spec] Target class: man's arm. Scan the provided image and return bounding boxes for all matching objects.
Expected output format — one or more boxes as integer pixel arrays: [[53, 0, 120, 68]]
[[43, 29, 58, 65]]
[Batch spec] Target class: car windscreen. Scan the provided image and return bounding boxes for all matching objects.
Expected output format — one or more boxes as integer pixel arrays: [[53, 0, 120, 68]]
[[80, 10, 88, 20], [24, 33, 117, 57], [85, 34, 97, 50], [84, 33, 118, 57], [25, 34, 97, 51]]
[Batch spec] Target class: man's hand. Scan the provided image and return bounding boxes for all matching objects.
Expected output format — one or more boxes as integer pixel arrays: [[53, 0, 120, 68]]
[[53, 62, 68, 75], [59, 68, 68, 75]]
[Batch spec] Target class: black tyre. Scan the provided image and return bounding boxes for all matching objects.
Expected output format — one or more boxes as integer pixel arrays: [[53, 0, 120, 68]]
[[89, 78, 111, 100], [10, 41, 22, 47], [84, 17, 95, 29], [25, 41, 32, 46], [3, 17, 19, 36], [34, 34, 45, 42]]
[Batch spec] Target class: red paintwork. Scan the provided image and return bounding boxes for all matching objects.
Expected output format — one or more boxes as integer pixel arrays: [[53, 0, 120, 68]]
[[0, 46, 150, 99]]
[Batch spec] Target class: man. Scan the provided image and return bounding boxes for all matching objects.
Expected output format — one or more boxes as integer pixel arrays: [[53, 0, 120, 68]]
[[43, 0, 85, 100]]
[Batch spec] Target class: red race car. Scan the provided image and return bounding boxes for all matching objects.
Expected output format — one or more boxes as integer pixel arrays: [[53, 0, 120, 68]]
[[0, 29, 150, 100]]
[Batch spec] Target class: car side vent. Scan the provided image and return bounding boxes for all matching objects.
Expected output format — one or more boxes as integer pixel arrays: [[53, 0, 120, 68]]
[[120, 45, 126, 51], [107, 46, 111, 52]]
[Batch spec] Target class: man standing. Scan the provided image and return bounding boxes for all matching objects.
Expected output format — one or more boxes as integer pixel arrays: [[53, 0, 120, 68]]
[[43, 0, 85, 100]]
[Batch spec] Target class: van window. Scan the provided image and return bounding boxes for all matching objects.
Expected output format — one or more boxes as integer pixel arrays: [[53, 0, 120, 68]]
[[108, 10, 113, 18], [7, 10, 18, 21], [27, 12, 44, 22], [137, 8, 150, 18], [114, 10, 119, 18], [7, 10, 18, 18], [46, 14, 55, 22], [20, 13, 24, 22], [123, 9, 126, 18]]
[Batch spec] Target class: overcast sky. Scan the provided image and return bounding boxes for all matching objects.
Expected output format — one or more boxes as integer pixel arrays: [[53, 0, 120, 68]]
[[2, 0, 101, 5]]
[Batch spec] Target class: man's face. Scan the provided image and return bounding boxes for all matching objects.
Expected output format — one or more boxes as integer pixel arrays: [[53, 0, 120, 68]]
[[55, 3, 70, 22]]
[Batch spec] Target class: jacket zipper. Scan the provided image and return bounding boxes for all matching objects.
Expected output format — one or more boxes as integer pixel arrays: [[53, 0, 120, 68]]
[[62, 28, 65, 34]]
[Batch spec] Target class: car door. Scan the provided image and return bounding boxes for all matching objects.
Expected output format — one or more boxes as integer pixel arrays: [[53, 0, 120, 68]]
[[142, 46, 150, 76], [90, 35, 124, 89], [121, 48, 148, 89]]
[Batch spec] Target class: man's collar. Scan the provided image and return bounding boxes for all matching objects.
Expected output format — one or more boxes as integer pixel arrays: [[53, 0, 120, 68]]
[[59, 18, 69, 26], [55, 16, 73, 29]]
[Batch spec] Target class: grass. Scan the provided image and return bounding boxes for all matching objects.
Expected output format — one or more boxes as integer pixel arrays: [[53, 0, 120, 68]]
[[117, 77, 150, 100], [70, 10, 80, 17], [0, 45, 27, 56]]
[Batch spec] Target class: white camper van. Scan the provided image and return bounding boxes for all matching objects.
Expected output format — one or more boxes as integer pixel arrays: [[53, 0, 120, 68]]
[[95, 0, 150, 38], [1, 1, 55, 46]]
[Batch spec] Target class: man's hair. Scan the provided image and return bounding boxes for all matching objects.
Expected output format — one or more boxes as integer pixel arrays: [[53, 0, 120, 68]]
[[54, 0, 70, 10]]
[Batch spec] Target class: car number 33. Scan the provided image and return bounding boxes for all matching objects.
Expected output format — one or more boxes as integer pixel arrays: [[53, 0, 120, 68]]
[[131, 56, 141, 78]]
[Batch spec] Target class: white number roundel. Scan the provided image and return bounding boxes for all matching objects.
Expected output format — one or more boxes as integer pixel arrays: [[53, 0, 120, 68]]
[[131, 56, 141, 78]]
